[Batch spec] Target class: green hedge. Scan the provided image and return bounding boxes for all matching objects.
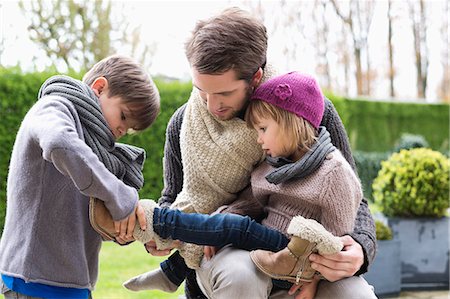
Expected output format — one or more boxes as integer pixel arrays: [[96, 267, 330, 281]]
[[1, 68, 449, 234], [331, 97, 449, 152]]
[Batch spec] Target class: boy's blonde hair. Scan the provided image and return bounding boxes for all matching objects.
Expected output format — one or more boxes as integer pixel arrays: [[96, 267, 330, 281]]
[[185, 7, 267, 82], [245, 100, 318, 154], [83, 55, 160, 131]]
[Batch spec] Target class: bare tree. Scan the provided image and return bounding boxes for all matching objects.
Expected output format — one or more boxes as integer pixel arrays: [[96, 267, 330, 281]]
[[19, 0, 119, 71], [121, 24, 156, 72], [330, 0, 375, 96], [437, 0, 449, 102], [312, 0, 332, 91], [409, 0, 428, 99], [387, 0, 395, 97]]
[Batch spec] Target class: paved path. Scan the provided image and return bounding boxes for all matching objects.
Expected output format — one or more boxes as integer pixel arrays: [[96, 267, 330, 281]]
[[384, 290, 449, 299]]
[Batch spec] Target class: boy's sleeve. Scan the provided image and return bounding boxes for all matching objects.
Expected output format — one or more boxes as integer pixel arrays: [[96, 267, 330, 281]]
[[321, 98, 377, 274], [29, 97, 137, 221], [158, 105, 186, 208]]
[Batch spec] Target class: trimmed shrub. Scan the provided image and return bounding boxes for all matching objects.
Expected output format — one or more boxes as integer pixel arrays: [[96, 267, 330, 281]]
[[375, 220, 393, 241], [354, 151, 390, 201], [373, 148, 450, 217], [393, 133, 429, 152]]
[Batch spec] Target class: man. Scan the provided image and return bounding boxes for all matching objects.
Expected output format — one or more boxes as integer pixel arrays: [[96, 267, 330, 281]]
[[152, 7, 376, 299]]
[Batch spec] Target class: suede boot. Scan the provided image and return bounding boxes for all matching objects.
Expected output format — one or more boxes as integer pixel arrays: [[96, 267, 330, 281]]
[[89, 197, 157, 243], [250, 236, 317, 284], [250, 215, 344, 285]]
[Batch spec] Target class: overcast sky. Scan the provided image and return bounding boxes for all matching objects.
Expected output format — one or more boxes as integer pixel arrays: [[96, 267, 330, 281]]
[[1, 0, 447, 102]]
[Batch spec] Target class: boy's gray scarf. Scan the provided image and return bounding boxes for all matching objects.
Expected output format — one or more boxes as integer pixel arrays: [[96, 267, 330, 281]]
[[265, 127, 335, 185], [38, 75, 145, 190]]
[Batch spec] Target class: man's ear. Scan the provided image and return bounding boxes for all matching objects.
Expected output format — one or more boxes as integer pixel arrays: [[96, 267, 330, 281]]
[[91, 77, 108, 97], [251, 68, 264, 88]]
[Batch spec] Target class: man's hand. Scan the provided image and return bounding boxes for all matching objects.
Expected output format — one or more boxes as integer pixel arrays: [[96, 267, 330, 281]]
[[114, 202, 147, 244], [309, 235, 364, 282], [144, 240, 181, 256]]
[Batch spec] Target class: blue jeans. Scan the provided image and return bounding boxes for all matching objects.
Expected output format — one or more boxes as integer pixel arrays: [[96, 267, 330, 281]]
[[153, 207, 290, 287]]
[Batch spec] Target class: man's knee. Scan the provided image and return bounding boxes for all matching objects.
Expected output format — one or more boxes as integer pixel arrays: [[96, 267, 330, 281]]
[[197, 247, 272, 298], [316, 276, 377, 299]]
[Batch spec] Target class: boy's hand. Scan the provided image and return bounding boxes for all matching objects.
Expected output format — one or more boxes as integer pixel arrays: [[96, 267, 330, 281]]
[[114, 202, 147, 243]]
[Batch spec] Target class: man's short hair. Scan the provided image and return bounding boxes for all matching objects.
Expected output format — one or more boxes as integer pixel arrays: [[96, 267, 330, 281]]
[[185, 7, 268, 82]]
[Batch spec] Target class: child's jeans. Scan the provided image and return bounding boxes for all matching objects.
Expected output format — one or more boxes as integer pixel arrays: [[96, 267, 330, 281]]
[[153, 207, 291, 288]]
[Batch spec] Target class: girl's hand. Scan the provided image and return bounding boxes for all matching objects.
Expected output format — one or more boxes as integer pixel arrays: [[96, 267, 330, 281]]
[[289, 275, 320, 299], [203, 245, 219, 259]]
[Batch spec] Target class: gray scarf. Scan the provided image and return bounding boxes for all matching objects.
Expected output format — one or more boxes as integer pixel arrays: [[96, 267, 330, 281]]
[[38, 75, 145, 190], [265, 127, 335, 185]]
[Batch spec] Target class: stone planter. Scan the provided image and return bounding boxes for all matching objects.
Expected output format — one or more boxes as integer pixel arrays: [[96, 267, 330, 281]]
[[388, 217, 450, 290], [365, 239, 401, 297]]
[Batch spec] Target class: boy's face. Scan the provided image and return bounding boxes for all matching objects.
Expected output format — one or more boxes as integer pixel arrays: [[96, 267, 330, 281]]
[[99, 94, 135, 139], [192, 68, 254, 121], [91, 77, 135, 140]]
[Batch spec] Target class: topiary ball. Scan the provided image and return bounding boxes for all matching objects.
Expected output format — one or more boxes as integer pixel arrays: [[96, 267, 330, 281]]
[[373, 148, 449, 217], [375, 220, 393, 241], [393, 133, 429, 153]]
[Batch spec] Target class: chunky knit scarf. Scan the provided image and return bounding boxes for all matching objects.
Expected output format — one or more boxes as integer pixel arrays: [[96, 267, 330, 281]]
[[38, 75, 145, 190], [265, 127, 336, 185], [170, 90, 263, 214]]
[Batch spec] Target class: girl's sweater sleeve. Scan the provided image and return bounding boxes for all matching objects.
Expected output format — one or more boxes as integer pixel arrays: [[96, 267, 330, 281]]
[[319, 157, 362, 237], [322, 98, 377, 274], [29, 97, 137, 221]]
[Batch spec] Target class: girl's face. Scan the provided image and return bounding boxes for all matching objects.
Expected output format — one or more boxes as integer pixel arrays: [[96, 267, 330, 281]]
[[253, 115, 291, 159]]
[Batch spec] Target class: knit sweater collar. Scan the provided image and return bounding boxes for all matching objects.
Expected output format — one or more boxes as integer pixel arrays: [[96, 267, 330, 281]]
[[265, 127, 335, 184], [38, 75, 145, 190]]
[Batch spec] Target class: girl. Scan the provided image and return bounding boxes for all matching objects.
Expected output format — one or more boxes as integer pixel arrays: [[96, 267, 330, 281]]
[[115, 72, 362, 298]]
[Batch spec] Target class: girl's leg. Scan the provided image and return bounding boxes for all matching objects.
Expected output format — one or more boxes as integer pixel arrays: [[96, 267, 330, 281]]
[[125, 204, 289, 293], [153, 207, 289, 252]]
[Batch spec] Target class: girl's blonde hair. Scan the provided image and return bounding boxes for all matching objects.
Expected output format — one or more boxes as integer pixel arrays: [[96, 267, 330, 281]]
[[245, 100, 318, 154]]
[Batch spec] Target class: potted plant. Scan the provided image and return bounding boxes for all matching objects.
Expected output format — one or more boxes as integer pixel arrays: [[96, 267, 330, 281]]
[[364, 220, 401, 297], [372, 148, 450, 289]]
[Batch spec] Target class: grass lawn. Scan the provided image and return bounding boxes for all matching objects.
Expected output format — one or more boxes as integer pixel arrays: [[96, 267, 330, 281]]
[[93, 242, 184, 299]]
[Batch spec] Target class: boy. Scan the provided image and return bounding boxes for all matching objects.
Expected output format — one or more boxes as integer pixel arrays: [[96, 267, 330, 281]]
[[0, 55, 160, 299]]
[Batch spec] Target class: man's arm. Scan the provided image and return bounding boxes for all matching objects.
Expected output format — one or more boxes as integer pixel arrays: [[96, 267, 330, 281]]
[[158, 104, 186, 208], [319, 98, 376, 274]]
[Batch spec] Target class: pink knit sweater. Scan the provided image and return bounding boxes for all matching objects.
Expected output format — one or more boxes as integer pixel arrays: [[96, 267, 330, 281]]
[[251, 150, 362, 237]]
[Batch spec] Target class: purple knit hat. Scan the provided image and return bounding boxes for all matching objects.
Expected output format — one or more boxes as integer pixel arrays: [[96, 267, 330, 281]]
[[251, 72, 324, 129]]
